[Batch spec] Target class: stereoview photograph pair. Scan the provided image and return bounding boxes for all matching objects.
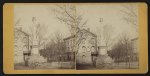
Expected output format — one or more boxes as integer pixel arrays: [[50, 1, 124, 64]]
[[3, 3, 148, 74]]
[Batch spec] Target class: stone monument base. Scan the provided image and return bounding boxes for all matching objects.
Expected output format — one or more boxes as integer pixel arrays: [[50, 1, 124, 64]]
[[96, 55, 114, 69], [28, 54, 47, 68]]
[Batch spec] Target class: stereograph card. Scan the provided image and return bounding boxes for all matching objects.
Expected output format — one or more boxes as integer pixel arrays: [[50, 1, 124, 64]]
[[3, 3, 148, 74]]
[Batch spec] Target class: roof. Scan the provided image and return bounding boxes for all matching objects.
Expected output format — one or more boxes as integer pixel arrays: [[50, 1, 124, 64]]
[[80, 29, 97, 37], [63, 28, 97, 40], [63, 35, 75, 40]]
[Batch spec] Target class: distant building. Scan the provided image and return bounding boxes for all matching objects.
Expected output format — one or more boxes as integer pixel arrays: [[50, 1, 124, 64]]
[[14, 27, 29, 65], [131, 37, 138, 61], [64, 28, 97, 65], [63, 35, 76, 61], [131, 38, 138, 53]]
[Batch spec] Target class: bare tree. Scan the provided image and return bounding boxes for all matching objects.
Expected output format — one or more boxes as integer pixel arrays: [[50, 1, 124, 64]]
[[40, 31, 66, 62], [40, 38, 56, 62], [14, 18, 21, 27], [75, 32, 84, 54], [14, 18, 22, 41], [103, 24, 114, 47], [109, 33, 133, 67], [52, 4, 88, 35], [52, 4, 88, 54], [53, 31, 65, 54], [120, 4, 138, 32], [119, 33, 133, 68]]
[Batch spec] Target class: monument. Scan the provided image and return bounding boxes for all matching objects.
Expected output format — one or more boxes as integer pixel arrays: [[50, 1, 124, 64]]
[[28, 17, 47, 68], [31, 17, 39, 55]]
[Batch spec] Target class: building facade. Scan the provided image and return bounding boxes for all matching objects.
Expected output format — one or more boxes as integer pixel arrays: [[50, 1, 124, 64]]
[[131, 37, 138, 61], [64, 35, 76, 61], [64, 28, 97, 65], [14, 28, 29, 65]]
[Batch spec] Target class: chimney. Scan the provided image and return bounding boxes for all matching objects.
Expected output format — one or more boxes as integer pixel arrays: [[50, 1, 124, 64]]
[[87, 28, 90, 31]]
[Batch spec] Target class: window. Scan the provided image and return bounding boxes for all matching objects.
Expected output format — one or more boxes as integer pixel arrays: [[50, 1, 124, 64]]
[[22, 45, 28, 52], [87, 47, 91, 52], [91, 46, 95, 52], [89, 38, 94, 44], [22, 37, 28, 44], [82, 46, 86, 53], [82, 38, 86, 44], [91, 38, 95, 44], [67, 47, 70, 51], [82, 55, 86, 63]]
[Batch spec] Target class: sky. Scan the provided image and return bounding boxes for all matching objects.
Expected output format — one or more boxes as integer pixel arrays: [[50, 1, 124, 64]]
[[14, 3, 138, 46]]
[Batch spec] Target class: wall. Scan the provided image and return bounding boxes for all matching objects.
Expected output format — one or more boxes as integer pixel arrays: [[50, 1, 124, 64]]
[[76, 30, 97, 65], [14, 29, 29, 64]]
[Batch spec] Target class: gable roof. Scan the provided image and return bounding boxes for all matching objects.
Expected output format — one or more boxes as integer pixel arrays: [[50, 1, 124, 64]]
[[63, 28, 97, 40], [63, 35, 75, 40], [80, 29, 97, 37]]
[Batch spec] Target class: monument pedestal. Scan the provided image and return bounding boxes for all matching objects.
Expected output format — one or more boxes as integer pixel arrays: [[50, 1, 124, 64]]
[[28, 54, 47, 68], [28, 46, 47, 68], [96, 54, 114, 69], [28, 17, 47, 68]]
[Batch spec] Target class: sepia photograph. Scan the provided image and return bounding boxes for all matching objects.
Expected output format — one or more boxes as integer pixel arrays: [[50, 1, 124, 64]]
[[75, 4, 139, 70], [14, 4, 76, 69], [14, 4, 139, 70]]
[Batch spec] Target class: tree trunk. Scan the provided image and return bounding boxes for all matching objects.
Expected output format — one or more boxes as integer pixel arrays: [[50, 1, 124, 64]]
[[117, 57, 120, 65], [47, 57, 50, 62], [128, 57, 130, 69]]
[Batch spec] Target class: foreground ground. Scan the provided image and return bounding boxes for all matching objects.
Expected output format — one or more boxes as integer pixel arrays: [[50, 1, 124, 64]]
[[76, 61, 139, 70], [15, 61, 138, 70], [14, 61, 75, 70]]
